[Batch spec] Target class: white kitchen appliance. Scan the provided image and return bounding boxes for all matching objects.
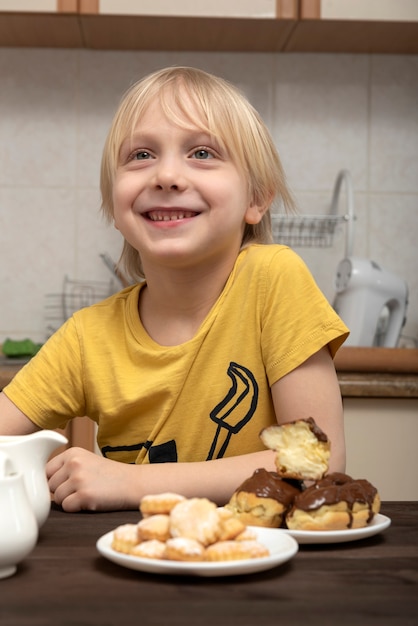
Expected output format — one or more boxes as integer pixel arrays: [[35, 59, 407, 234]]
[[329, 171, 408, 347], [333, 257, 408, 347]]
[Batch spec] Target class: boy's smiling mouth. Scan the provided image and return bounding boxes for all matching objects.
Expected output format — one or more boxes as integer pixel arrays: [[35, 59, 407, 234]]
[[146, 210, 199, 222]]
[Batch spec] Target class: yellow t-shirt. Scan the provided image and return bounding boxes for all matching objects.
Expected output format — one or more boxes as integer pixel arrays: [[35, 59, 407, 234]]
[[4, 245, 348, 464]]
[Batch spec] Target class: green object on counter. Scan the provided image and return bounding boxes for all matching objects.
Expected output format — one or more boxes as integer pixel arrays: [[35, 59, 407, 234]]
[[2, 338, 43, 358]]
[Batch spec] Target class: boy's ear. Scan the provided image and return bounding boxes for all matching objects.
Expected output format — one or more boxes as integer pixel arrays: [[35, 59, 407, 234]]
[[245, 199, 271, 225]]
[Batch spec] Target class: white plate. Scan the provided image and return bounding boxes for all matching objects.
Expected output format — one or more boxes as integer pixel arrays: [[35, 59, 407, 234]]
[[282, 513, 391, 544], [96, 526, 299, 577]]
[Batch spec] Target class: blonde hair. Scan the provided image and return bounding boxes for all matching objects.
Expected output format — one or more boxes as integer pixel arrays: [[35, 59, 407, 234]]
[[100, 66, 294, 281]]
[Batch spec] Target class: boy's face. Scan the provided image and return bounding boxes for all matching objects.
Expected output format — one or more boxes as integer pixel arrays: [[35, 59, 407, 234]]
[[112, 95, 264, 276]]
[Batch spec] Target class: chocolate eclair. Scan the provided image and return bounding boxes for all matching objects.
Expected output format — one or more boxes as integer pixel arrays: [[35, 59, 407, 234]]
[[286, 472, 381, 531], [226, 467, 302, 528]]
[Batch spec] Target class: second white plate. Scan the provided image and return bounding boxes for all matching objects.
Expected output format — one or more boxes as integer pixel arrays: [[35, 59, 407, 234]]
[[96, 526, 299, 577], [282, 513, 391, 544]]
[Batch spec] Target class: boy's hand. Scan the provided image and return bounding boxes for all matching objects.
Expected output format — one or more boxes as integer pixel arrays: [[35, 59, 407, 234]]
[[46, 447, 138, 512]]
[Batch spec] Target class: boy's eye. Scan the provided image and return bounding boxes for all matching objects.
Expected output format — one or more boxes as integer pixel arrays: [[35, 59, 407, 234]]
[[132, 150, 152, 160], [192, 148, 214, 160]]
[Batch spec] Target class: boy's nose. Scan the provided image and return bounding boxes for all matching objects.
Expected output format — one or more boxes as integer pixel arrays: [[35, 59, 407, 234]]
[[157, 181, 179, 191], [153, 157, 187, 191], [155, 175, 185, 192]]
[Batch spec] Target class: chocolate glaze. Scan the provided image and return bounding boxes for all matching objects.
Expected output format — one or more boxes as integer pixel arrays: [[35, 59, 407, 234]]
[[235, 468, 301, 506], [291, 472, 378, 525], [304, 417, 329, 443]]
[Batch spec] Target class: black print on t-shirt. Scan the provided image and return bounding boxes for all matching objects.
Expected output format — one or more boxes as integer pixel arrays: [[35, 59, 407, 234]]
[[147, 439, 178, 463], [101, 439, 178, 463], [206, 361, 258, 460]]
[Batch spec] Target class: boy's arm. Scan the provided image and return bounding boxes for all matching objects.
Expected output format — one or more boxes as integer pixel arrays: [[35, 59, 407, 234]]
[[46, 446, 277, 512], [270, 346, 346, 474], [0, 392, 41, 434]]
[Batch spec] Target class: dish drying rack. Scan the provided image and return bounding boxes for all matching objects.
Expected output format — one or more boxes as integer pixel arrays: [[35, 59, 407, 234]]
[[271, 170, 355, 255], [45, 275, 116, 337]]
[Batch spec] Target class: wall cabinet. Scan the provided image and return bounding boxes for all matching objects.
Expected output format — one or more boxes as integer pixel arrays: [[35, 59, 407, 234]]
[[0, 0, 417, 53]]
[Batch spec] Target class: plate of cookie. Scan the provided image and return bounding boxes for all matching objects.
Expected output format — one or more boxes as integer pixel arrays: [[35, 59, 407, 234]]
[[96, 526, 299, 577], [281, 514, 391, 545]]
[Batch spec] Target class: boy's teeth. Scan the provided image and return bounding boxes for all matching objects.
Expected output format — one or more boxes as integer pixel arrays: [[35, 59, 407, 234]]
[[149, 211, 192, 221]]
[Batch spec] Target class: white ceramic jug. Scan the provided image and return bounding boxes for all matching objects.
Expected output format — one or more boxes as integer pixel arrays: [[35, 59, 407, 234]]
[[0, 450, 38, 579], [0, 430, 68, 528]]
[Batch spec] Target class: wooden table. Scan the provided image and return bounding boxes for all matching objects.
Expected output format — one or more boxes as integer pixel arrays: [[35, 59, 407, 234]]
[[1, 502, 416, 625]]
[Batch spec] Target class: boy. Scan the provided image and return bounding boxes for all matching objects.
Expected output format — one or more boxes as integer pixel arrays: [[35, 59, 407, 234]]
[[0, 67, 348, 512]]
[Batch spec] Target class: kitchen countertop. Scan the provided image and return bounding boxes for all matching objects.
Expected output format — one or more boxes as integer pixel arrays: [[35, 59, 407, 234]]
[[337, 372, 418, 398], [335, 347, 418, 398], [1, 355, 418, 399]]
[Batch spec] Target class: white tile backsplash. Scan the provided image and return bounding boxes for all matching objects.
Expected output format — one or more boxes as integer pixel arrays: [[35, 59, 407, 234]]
[[370, 55, 418, 193], [0, 49, 78, 188], [0, 48, 417, 344], [0, 186, 77, 338], [272, 54, 370, 192], [75, 187, 124, 279]]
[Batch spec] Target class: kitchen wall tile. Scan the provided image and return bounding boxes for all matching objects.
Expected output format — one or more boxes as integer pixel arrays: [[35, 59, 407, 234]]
[[0, 187, 77, 341], [370, 55, 418, 194], [0, 49, 78, 188], [271, 53, 369, 194], [74, 187, 124, 283]]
